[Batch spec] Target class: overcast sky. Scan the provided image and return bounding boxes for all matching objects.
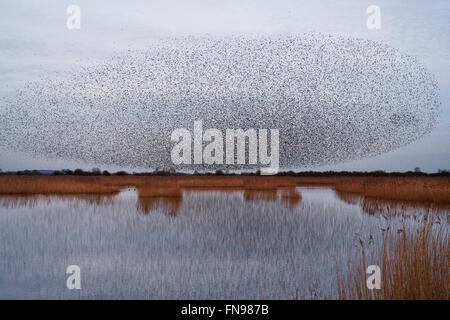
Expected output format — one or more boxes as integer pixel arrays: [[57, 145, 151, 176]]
[[0, 0, 449, 172]]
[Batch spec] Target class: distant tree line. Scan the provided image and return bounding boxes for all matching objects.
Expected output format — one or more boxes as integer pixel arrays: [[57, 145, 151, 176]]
[[0, 168, 449, 177]]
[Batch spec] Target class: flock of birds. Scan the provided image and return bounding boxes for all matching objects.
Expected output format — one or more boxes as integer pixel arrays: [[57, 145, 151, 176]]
[[0, 34, 440, 171]]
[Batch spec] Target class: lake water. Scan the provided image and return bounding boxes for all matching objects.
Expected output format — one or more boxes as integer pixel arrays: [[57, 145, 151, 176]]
[[0, 186, 448, 299]]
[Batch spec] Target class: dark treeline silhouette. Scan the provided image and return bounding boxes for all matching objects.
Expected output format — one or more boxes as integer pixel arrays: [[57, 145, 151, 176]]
[[0, 168, 449, 177]]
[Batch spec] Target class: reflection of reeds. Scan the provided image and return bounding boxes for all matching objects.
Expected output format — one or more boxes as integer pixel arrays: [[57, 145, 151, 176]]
[[243, 189, 278, 201], [136, 187, 302, 215], [279, 187, 302, 208], [0, 194, 116, 209], [335, 190, 450, 216], [335, 177, 450, 203], [334, 191, 361, 205], [337, 218, 449, 300], [137, 196, 182, 216]]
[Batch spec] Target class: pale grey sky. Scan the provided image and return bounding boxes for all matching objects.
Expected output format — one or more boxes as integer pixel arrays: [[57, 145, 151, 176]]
[[0, 0, 449, 172]]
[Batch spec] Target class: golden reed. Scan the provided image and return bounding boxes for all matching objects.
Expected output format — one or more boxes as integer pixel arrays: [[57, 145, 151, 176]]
[[0, 175, 448, 203], [337, 218, 449, 300]]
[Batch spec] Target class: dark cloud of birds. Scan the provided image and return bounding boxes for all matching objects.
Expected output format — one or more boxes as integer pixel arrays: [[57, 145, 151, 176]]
[[0, 34, 440, 171]]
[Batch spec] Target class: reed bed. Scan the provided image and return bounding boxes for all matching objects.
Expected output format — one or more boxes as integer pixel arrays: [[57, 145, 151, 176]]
[[337, 218, 449, 300], [334, 177, 450, 203], [0, 176, 121, 194], [0, 176, 448, 204], [335, 190, 450, 216]]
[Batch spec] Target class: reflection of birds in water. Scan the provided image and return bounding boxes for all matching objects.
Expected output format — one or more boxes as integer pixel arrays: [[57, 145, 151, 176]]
[[0, 34, 439, 170]]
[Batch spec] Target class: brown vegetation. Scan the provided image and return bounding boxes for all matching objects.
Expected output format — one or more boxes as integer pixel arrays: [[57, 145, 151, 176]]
[[337, 218, 449, 299], [334, 177, 450, 203], [0, 175, 448, 204], [335, 191, 450, 216], [0, 194, 116, 208], [0, 176, 120, 194]]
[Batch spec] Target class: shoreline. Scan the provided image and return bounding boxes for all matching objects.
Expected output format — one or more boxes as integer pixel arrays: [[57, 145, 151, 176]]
[[0, 175, 448, 203]]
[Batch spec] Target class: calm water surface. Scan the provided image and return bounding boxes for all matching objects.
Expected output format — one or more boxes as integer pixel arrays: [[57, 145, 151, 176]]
[[0, 186, 447, 299]]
